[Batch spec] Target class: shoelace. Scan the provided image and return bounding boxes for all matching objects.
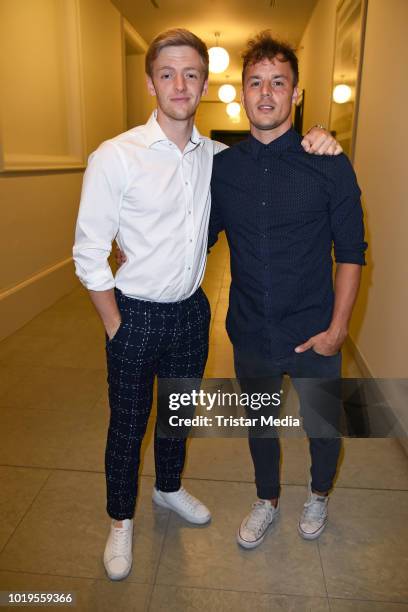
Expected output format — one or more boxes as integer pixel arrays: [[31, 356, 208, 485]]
[[303, 499, 326, 521], [112, 526, 131, 556], [176, 487, 199, 510], [246, 501, 273, 532]]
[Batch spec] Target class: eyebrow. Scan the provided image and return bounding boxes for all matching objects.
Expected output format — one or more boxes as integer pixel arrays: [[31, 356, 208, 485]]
[[248, 74, 288, 80]]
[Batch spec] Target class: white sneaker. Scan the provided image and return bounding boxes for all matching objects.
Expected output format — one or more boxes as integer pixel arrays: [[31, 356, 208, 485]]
[[298, 492, 328, 540], [103, 518, 133, 580], [152, 486, 211, 524], [237, 500, 279, 549]]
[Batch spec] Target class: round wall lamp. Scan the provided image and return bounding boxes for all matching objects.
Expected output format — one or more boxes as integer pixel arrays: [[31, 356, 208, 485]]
[[209, 32, 230, 74], [226, 102, 241, 118], [218, 84, 236, 103], [333, 84, 352, 104]]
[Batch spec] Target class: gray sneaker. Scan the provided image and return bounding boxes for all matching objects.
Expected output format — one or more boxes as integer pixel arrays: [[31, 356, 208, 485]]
[[298, 492, 328, 540], [237, 500, 279, 549]]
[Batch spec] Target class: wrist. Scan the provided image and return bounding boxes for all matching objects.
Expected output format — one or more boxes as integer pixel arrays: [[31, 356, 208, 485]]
[[326, 325, 348, 344]]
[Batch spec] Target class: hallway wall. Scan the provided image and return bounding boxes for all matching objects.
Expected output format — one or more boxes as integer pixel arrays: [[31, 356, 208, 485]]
[[0, 0, 125, 340], [298, 0, 408, 379]]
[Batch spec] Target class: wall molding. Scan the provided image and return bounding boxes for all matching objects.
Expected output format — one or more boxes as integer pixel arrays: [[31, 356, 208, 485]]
[[346, 336, 408, 456], [0, 257, 79, 341]]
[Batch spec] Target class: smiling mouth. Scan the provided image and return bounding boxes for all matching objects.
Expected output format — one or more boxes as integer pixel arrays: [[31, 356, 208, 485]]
[[258, 104, 275, 111]]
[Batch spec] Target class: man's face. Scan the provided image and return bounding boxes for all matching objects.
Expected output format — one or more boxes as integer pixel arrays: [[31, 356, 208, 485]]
[[147, 45, 208, 121], [241, 56, 298, 134]]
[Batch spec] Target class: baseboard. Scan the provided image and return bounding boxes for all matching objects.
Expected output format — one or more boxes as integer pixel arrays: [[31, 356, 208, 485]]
[[0, 258, 79, 341], [346, 336, 408, 457]]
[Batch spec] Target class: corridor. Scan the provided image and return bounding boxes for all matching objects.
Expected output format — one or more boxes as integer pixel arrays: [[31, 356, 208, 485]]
[[0, 237, 407, 611]]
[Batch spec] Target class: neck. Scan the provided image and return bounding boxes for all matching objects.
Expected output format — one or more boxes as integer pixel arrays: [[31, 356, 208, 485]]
[[156, 108, 195, 151], [250, 117, 292, 145]]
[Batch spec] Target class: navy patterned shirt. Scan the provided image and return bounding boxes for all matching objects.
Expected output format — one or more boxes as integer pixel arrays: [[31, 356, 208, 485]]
[[209, 127, 367, 359]]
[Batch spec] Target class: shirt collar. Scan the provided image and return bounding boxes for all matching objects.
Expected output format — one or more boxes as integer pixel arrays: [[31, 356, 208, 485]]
[[245, 126, 302, 159], [144, 110, 204, 149]]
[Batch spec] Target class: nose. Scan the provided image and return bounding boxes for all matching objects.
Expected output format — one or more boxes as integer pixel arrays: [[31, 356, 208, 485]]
[[174, 74, 186, 92], [260, 81, 272, 97]]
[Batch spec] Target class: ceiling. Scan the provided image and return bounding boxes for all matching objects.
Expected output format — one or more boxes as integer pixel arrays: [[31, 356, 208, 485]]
[[112, 0, 318, 83]]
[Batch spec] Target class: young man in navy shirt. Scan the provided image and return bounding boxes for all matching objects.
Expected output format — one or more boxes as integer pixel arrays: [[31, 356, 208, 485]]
[[209, 31, 367, 547]]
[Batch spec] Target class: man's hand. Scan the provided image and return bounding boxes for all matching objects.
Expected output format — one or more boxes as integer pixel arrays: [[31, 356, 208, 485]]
[[115, 247, 127, 268], [294, 329, 346, 356], [106, 318, 122, 341], [301, 126, 342, 156]]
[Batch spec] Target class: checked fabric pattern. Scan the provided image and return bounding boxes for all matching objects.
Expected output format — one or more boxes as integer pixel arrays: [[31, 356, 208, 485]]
[[105, 287, 210, 520]]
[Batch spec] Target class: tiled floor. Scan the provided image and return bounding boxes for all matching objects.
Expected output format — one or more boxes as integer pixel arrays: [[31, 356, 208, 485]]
[[0, 235, 407, 611]]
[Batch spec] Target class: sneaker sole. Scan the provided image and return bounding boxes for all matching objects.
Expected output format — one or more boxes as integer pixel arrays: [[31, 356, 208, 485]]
[[236, 508, 280, 549], [297, 519, 327, 540], [152, 489, 211, 525]]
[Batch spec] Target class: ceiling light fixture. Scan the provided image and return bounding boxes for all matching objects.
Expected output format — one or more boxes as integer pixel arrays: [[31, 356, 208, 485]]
[[333, 83, 352, 104], [226, 102, 241, 118], [209, 32, 230, 74], [218, 83, 236, 103]]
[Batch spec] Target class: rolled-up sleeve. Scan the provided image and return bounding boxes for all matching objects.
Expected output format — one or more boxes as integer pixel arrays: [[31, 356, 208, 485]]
[[328, 154, 368, 265], [73, 142, 127, 291]]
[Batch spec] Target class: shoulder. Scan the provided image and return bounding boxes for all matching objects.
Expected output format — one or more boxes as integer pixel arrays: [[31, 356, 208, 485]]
[[212, 140, 248, 170]]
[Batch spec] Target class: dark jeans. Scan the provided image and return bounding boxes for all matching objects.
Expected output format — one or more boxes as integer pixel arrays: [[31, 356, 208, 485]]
[[234, 347, 342, 500], [105, 287, 210, 520]]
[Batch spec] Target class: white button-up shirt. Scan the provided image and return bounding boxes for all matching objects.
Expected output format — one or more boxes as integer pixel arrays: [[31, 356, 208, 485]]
[[73, 111, 226, 302]]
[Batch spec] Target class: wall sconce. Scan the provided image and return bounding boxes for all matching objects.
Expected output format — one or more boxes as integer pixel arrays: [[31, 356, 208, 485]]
[[209, 32, 230, 74]]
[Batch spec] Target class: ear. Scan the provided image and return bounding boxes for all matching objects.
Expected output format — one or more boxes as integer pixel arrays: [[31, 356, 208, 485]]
[[291, 85, 299, 105], [146, 74, 156, 97], [202, 78, 209, 96]]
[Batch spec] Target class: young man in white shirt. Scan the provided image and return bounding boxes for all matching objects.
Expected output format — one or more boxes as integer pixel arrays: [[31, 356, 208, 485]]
[[73, 28, 340, 581]]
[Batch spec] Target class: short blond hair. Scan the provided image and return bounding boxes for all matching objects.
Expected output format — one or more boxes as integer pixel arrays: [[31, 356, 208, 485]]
[[145, 28, 209, 79]]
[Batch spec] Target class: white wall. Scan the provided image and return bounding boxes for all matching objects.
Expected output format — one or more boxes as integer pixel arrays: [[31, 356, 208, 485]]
[[351, 0, 408, 378], [297, 0, 337, 130], [298, 0, 408, 379], [126, 53, 156, 129], [0, 0, 125, 340]]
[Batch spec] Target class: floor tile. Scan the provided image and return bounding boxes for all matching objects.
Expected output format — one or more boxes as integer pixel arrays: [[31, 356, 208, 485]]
[[0, 467, 50, 552], [156, 481, 326, 596], [319, 488, 408, 602], [0, 406, 106, 471], [0, 473, 168, 584], [336, 438, 408, 490], [149, 585, 330, 611], [0, 571, 150, 612], [0, 335, 63, 368], [329, 598, 408, 611], [0, 366, 106, 412]]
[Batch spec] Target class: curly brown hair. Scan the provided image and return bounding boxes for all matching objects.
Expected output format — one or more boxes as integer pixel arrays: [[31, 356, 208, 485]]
[[242, 30, 299, 86]]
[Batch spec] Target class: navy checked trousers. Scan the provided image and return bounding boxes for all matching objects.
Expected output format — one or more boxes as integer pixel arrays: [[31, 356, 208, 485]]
[[105, 287, 210, 520]]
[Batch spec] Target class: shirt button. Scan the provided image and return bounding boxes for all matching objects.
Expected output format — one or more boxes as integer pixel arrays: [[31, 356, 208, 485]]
[[185, 181, 189, 186], [190, 239, 193, 242], [261, 201, 266, 206], [188, 267, 191, 270], [264, 168, 268, 172], [264, 264, 268, 269], [188, 211, 192, 214]]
